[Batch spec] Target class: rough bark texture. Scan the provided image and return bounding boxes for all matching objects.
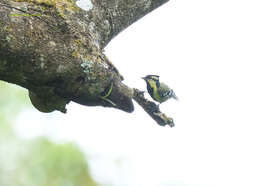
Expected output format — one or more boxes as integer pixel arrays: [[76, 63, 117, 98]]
[[0, 0, 174, 127]]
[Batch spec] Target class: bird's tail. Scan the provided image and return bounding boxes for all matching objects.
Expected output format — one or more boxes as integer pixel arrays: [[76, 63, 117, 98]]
[[171, 90, 179, 101]]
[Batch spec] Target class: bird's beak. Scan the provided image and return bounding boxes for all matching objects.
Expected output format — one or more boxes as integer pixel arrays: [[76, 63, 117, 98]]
[[141, 77, 146, 80]]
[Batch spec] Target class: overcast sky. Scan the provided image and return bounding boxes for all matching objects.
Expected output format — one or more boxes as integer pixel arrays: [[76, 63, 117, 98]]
[[16, 0, 260, 185]]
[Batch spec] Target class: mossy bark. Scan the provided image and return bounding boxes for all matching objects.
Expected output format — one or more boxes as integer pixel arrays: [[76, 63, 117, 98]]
[[0, 0, 173, 126]]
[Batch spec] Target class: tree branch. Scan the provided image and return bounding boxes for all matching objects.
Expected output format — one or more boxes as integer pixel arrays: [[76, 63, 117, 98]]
[[0, 0, 133, 113], [90, 0, 169, 47], [0, 0, 173, 127]]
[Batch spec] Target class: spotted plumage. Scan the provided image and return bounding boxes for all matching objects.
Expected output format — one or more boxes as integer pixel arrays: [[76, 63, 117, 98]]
[[142, 75, 178, 103]]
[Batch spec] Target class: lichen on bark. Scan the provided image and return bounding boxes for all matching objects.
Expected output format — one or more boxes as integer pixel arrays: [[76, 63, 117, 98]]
[[0, 0, 174, 127]]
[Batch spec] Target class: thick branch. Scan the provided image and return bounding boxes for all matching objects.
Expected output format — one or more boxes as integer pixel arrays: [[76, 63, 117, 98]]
[[0, 0, 133, 113], [0, 0, 173, 127], [90, 0, 169, 47]]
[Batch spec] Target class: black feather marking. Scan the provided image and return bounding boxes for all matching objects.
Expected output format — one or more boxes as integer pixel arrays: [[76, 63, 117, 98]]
[[162, 89, 172, 97], [146, 82, 154, 99], [156, 80, 160, 89]]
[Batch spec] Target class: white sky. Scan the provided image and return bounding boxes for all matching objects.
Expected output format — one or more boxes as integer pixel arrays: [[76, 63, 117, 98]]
[[16, 0, 260, 186]]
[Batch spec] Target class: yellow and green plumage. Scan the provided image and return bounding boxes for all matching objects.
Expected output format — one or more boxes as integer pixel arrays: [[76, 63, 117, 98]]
[[142, 75, 178, 103]]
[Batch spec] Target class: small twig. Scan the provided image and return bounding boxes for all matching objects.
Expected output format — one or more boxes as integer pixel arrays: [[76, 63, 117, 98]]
[[133, 88, 175, 127]]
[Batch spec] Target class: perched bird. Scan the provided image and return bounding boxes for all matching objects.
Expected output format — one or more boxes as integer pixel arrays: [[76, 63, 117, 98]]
[[142, 75, 178, 104]]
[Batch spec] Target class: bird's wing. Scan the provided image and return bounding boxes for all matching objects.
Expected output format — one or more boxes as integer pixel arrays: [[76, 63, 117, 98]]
[[158, 83, 173, 101]]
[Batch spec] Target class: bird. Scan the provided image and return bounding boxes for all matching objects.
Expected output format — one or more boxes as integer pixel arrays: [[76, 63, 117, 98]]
[[142, 75, 178, 104]]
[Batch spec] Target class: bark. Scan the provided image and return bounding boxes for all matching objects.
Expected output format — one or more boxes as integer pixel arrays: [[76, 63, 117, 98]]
[[133, 89, 174, 127], [0, 0, 174, 127]]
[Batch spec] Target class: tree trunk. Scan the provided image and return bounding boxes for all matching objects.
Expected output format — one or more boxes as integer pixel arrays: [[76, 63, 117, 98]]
[[0, 0, 174, 127]]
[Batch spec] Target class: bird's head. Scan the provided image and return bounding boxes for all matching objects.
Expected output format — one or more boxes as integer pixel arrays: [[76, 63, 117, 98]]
[[142, 75, 160, 82]]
